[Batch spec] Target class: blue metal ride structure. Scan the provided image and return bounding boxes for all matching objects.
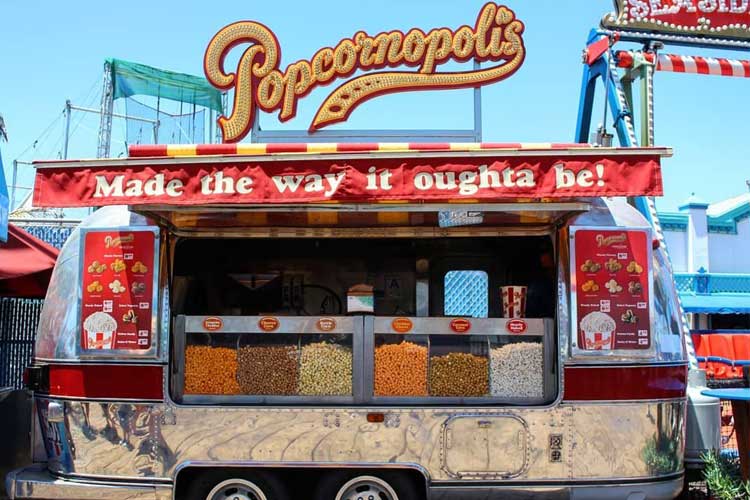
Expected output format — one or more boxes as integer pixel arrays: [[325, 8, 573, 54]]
[[573, 26, 740, 469]]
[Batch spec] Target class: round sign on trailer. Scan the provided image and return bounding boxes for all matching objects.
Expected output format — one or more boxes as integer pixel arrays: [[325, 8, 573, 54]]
[[203, 317, 223, 332], [506, 319, 527, 334], [316, 317, 337, 332], [391, 317, 413, 333], [450, 318, 472, 334], [258, 317, 280, 332]]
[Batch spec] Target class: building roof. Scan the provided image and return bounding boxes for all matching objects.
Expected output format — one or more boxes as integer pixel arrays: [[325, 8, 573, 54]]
[[659, 192, 750, 234]]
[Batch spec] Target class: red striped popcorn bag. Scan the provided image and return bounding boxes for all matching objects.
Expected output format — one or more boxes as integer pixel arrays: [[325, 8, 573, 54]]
[[501, 286, 527, 318], [579, 311, 616, 350], [83, 312, 117, 350]]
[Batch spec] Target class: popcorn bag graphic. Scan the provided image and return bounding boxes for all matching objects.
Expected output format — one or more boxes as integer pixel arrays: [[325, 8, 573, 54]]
[[501, 286, 527, 318], [83, 311, 118, 350], [580, 311, 617, 350]]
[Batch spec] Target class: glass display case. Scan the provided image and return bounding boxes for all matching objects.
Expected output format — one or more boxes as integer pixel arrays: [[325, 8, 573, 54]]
[[367, 317, 555, 405], [173, 315, 362, 404], [173, 315, 554, 405]]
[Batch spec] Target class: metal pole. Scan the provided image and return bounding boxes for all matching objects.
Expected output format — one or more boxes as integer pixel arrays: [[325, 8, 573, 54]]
[[155, 94, 160, 143], [96, 61, 114, 158], [601, 49, 610, 132], [473, 60, 483, 142], [69, 104, 158, 124], [63, 100, 72, 159], [10, 160, 17, 212]]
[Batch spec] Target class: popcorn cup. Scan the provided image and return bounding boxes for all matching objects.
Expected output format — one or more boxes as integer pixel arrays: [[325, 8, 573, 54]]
[[501, 286, 527, 318], [582, 329, 614, 350]]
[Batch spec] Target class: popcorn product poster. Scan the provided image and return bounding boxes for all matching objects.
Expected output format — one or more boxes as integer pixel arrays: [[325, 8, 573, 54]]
[[80, 229, 156, 350], [573, 229, 651, 350]]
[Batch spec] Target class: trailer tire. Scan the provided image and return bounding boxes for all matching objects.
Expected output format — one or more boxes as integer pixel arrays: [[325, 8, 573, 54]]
[[313, 470, 420, 500], [187, 470, 289, 500]]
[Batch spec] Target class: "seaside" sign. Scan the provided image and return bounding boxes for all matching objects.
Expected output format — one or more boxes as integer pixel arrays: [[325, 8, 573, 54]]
[[602, 0, 750, 44]]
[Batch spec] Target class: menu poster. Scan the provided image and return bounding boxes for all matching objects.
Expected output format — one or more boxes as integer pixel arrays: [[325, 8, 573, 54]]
[[573, 229, 651, 351], [80, 229, 157, 351]]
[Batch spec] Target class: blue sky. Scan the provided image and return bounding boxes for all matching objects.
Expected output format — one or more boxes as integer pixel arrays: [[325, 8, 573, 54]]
[[1, 0, 748, 211]]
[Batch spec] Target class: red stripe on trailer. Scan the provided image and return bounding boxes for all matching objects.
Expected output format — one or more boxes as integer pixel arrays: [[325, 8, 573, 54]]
[[195, 144, 238, 155], [742, 60, 750, 77], [563, 364, 687, 401], [129, 145, 168, 157], [45, 364, 164, 400], [128, 142, 602, 158], [336, 143, 379, 152]]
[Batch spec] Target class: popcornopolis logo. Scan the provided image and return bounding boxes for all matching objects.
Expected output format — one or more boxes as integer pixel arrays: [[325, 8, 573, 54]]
[[204, 3, 526, 142]]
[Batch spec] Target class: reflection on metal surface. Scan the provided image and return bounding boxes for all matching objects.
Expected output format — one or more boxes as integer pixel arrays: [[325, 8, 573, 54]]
[[34, 206, 154, 363], [429, 475, 684, 499], [440, 415, 529, 479], [37, 398, 684, 485], [6, 465, 172, 500]]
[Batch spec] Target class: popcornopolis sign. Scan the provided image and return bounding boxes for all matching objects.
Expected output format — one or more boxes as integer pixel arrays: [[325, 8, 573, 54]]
[[602, 0, 750, 43], [203, 3, 526, 142]]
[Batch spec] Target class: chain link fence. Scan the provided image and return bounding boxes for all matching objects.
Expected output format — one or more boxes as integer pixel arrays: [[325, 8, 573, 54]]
[[0, 298, 43, 389]]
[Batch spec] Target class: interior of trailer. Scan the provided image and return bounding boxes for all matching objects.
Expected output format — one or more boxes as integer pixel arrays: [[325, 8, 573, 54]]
[[153, 203, 586, 407]]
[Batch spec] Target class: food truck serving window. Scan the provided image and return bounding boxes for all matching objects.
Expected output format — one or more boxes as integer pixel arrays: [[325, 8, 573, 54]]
[[170, 236, 557, 405]]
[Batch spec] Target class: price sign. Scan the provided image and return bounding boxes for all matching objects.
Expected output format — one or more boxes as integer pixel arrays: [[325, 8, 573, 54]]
[[572, 228, 651, 351], [80, 229, 158, 351]]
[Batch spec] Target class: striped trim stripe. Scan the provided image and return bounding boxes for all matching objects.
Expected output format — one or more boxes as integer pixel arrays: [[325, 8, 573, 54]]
[[129, 142, 590, 158], [617, 51, 750, 78]]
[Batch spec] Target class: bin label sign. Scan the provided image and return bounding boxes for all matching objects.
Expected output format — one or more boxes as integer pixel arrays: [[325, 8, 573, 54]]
[[203, 317, 224, 332], [258, 316, 280, 332], [506, 319, 527, 334], [316, 317, 337, 332], [450, 318, 472, 333], [391, 317, 414, 333]]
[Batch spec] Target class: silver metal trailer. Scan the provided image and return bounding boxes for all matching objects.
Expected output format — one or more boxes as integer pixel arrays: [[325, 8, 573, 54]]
[[7, 146, 689, 500]]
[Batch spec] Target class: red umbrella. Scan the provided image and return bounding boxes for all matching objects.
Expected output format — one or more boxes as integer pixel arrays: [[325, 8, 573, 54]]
[[0, 224, 60, 298]]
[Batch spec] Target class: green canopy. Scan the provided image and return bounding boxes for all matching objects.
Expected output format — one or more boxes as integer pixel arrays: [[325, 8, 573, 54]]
[[109, 58, 223, 113]]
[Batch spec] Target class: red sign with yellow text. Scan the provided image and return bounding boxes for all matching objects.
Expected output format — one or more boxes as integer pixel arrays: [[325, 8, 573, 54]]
[[204, 3, 526, 141], [81, 230, 156, 351], [573, 229, 651, 351]]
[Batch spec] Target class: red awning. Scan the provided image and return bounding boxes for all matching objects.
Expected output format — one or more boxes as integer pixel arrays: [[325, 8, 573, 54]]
[[31, 144, 670, 208], [0, 224, 59, 298]]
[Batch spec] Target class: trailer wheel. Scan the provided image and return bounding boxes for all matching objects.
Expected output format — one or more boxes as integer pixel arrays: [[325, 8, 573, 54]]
[[314, 471, 419, 500], [188, 471, 289, 500]]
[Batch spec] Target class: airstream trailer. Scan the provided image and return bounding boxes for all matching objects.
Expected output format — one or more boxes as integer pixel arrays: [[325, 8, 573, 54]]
[[5, 142, 689, 499]]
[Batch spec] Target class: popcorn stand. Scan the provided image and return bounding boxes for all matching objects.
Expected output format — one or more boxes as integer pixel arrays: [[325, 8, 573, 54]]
[[7, 4, 689, 500]]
